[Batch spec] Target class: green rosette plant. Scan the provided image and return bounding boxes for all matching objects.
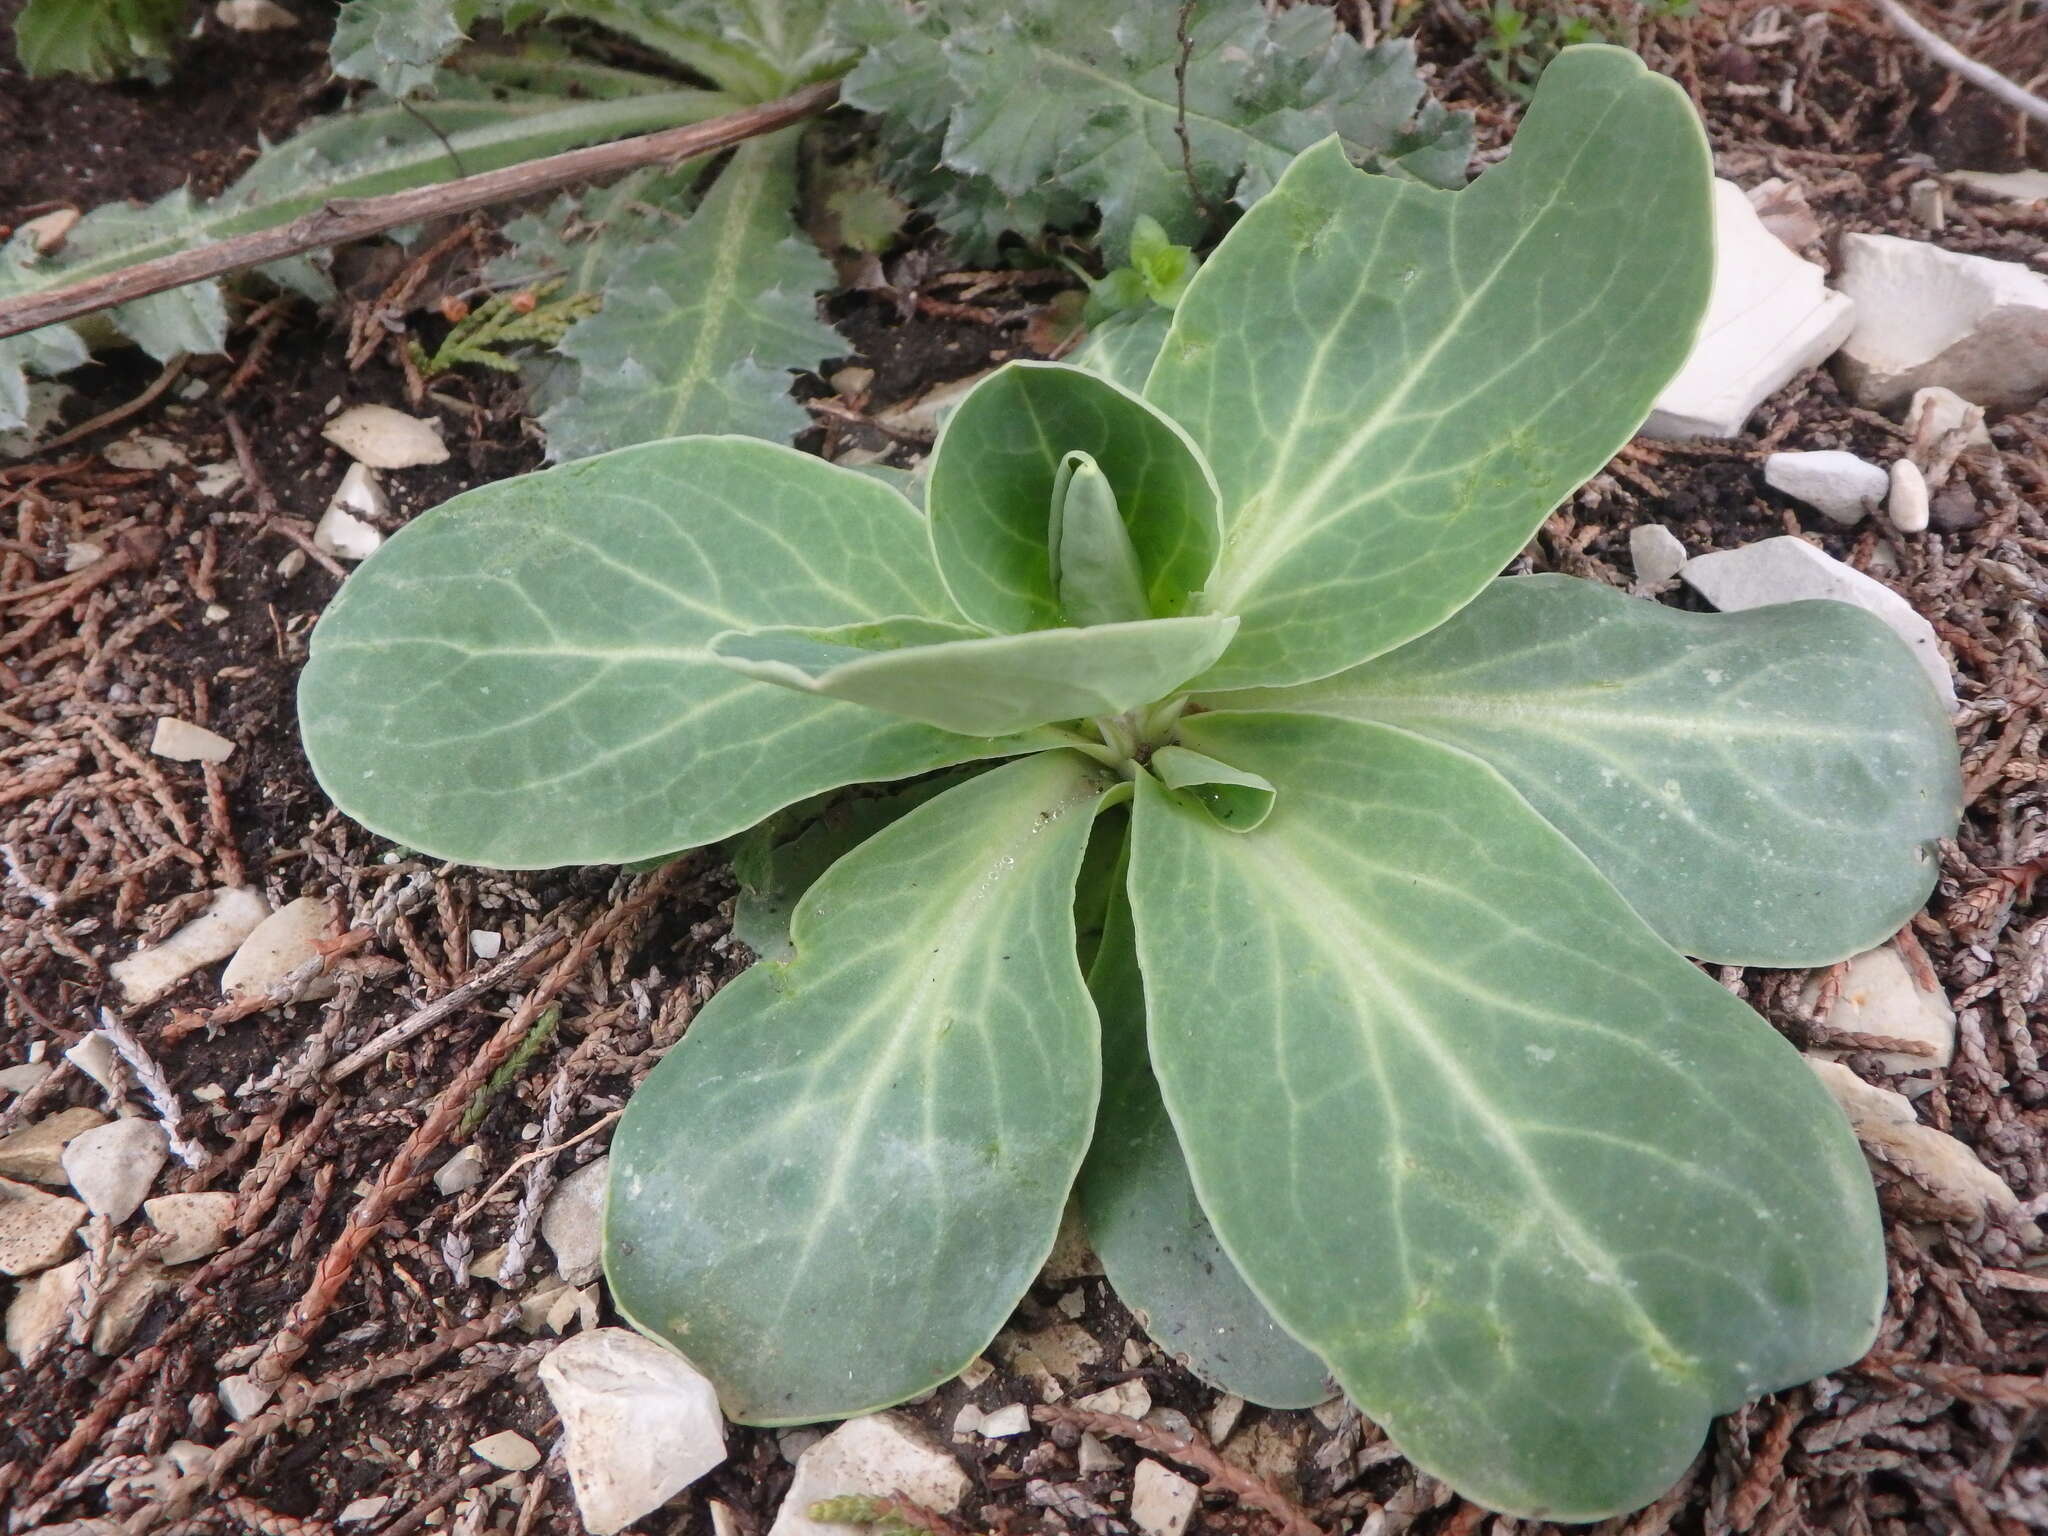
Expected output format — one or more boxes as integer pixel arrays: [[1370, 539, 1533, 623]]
[[296, 48, 1962, 1520]]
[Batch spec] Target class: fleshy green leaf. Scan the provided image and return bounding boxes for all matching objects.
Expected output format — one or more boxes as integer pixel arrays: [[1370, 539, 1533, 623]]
[[1126, 711, 1884, 1519], [1209, 575, 1961, 966], [13, 0, 183, 80], [1078, 853, 1332, 1406], [840, 0, 1471, 261], [1048, 452, 1150, 628], [606, 750, 1112, 1422], [299, 437, 1040, 868], [1072, 309, 1173, 397], [1149, 746, 1275, 832], [927, 362, 1219, 634], [543, 130, 845, 458], [712, 614, 1240, 738], [1146, 46, 1713, 690]]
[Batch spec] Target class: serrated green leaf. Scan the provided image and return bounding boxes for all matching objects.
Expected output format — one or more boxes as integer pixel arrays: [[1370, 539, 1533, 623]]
[[713, 613, 1239, 738], [1146, 47, 1713, 690], [1077, 856, 1331, 1407], [1071, 309, 1173, 397], [841, 0, 1471, 262], [13, 0, 183, 80], [299, 437, 1043, 868], [927, 362, 1219, 634], [330, 0, 480, 97], [1126, 711, 1883, 1519], [1208, 575, 1962, 966], [606, 750, 1112, 1422], [544, 130, 844, 458]]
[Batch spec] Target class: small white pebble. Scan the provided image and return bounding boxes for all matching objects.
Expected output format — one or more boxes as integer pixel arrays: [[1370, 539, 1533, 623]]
[[469, 930, 504, 960], [1887, 458, 1930, 533], [978, 1403, 1031, 1437], [150, 718, 234, 764], [470, 1430, 541, 1472]]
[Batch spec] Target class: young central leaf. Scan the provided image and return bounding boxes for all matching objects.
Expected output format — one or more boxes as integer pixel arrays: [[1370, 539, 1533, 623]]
[[1048, 451, 1150, 627], [710, 613, 1239, 737]]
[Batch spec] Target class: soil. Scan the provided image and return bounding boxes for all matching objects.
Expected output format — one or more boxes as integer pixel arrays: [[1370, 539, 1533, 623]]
[[2, 5, 2047, 1536]]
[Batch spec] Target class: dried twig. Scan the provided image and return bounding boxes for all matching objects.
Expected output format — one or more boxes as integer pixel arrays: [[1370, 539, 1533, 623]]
[[325, 921, 563, 1081], [27, 356, 190, 456], [1871, 0, 2048, 126], [1031, 1404, 1322, 1536]]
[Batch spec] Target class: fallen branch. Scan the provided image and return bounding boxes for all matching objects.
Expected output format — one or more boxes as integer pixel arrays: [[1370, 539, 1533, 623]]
[[1872, 0, 2048, 127], [0, 81, 839, 344]]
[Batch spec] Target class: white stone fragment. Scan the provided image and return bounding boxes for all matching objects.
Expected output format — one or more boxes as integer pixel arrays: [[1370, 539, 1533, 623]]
[[0, 1175, 85, 1275], [0, 1108, 108, 1185], [1944, 169, 2048, 204], [544, 1283, 598, 1334], [194, 461, 243, 498], [1205, 1395, 1246, 1446], [337, 1497, 392, 1525], [957, 1355, 994, 1390], [6, 1257, 82, 1364], [469, 929, 504, 960], [63, 1117, 168, 1222], [979, 1403, 1031, 1437], [221, 895, 338, 1003], [314, 505, 384, 562], [1906, 179, 1945, 233], [103, 435, 187, 471], [769, 1414, 969, 1536], [64, 1032, 122, 1094], [20, 208, 80, 256], [215, 0, 299, 29], [1887, 459, 1930, 534], [64, 541, 104, 571], [322, 404, 449, 468], [1803, 946, 1955, 1075], [1681, 536, 1954, 707], [1130, 1460, 1199, 1536], [149, 717, 234, 763], [1744, 177, 1822, 251], [110, 886, 271, 1006], [538, 1329, 728, 1536], [1074, 1380, 1152, 1420], [1832, 234, 2048, 411], [0, 1061, 52, 1096], [1808, 1058, 2019, 1222], [88, 1257, 171, 1354], [1762, 450, 1888, 527], [1627, 524, 1688, 586], [1904, 386, 1993, 459], [471, 1431, 542, 1472], [1642, 179, 1856, 439], [952, 1403, 984, 1437], [1077, 1432, 1120, 1475], [219, 1373, 276, 1421], [540, 1155, 607, 1285], [144, 1191, 238, 1263], [434, 1144, 485, 1196]]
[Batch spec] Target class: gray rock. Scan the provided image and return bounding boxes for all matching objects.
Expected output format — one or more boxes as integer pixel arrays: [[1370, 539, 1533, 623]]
[[540, 1154, 607, 1285], [1802, 945, 1955, 1074], [0, 1107, 109, 1186], [1628, 524, 1688, 586], [62, 1118, 168, 1223], [143, 1192, 237, 1264], [1833, 234, 2048, 411], [769, 1414, 967, 1536], [0, 1175, 85, 1274], [1762, 450, 1888, 527]]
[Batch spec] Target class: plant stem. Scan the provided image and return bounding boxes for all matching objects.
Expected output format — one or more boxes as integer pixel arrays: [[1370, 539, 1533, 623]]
[[0, 80, 841, 344]]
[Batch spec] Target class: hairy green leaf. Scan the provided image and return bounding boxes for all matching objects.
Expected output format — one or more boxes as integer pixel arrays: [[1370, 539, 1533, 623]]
[[928, 363, 1219, 634], [13, 0, 183, 80], [841, 0, 1471, 261], [1210, 575, 1962, 966], [1072, 309, 1174, 397], [1127, 711, 1884, 1519], [1147, 47, 1713, 689], [606, 750, 1112, 1422], [543, 130, 844, 458], [712, 613, 1239, 738], [300, 437, 1042, 868], [1048, 451, 1150, 628], [1149, 746, 1275, 832], [1078, 864, 1332, 1406]]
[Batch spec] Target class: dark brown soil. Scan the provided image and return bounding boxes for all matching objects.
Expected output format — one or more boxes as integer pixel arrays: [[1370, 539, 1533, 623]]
[[2, 5, 2047, 1536]]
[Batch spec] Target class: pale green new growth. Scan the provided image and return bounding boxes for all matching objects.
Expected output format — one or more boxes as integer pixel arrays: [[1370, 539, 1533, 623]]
[[298, 49, 1961, 1521]]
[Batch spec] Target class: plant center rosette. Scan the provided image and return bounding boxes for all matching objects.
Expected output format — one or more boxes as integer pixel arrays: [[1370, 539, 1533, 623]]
[[296, 48, 1962, 1521]]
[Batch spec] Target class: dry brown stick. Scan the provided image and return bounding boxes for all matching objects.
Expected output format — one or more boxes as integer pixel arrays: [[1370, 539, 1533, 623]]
[[1871, 0, 2048, 127], [0, 82, 839, 344], [325, 921, 564, 1081], [246, 861, 692, 1391], [28, 355, 189, 455], [1030, 1404, 1323, 1536]]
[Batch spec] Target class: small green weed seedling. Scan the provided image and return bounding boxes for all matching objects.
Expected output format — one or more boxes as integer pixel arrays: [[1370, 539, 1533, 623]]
[[298, 48, 1961, 1520]]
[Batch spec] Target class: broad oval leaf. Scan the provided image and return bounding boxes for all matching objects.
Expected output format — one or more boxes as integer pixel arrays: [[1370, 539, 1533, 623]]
[[605, 750, 1113, 1422], [1146, 46, 1713, 689], [1078, 858, 1333, 1407], [1072, 308, 1173, 397], [927, 362, 1220, 633], [1127, 711, 1884, 1520], [1149, 746, 1276, 832], [712, 613, 1240, 737], [299, 437, 1032, 868], [1207, 575, 1962, 965]]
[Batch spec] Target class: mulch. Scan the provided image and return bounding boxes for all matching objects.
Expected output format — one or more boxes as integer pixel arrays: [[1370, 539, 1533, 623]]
[[1, 3, 2045, 1535]]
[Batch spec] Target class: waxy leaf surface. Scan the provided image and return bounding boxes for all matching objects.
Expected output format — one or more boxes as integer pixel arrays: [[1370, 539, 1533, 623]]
[[1211, 575, 1961, 965], [928, 362, 1219, 633], [300, 438, 1031, 868], [1078, 868, 1332, 1407], [1146, 47, 1713, 688], [714, 614, 1239, 737], [1127, 712, 1884, 1519], [605, 751, 1112, 1421]]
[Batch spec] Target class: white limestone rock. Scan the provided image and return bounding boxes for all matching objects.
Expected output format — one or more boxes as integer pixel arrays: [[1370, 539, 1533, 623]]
[[1628, 524, 1688, 586], [215, 0, 299, 29], [144, 1191, 238, 1263], [6, 1256, 83, 1364], [979, 1403, 1031, 1438], [769, 1414, 969, 1536], [220, 895, 338, 1003], [1131, 1461, 1199, 1536], [1808, 1058, 2019, 1224], [434, 1143, 485, 1196], [0, 1107, 108, 1185], [1075, 1380, 1152, 1420], [149, 717, 234, 764], [0, 1061, 52, 1097], [219, 1373, 276, 1421], [1803, 946, 1954, 1075], [0, 1175, 85, 1274], [313, 506, 383, 562], [1762, 450, 1888, 527], [1904, 386, 1993, 459], [1944, 169, 2048, 204], [63, 1117, 167, 1223], [63, 1032, 122, 1094], [322, 404, 449, 468], [110, 886, 272, 1006], [1681, 536, 1954, 707], [540, 1154, 607, 1285], [538, 1329, 727, 1536], [1887, 459, 1930, 534], [471, 1430, 542, 1472], [1832, 234, 2048, 412], [1641, 179, 1855, 439]]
